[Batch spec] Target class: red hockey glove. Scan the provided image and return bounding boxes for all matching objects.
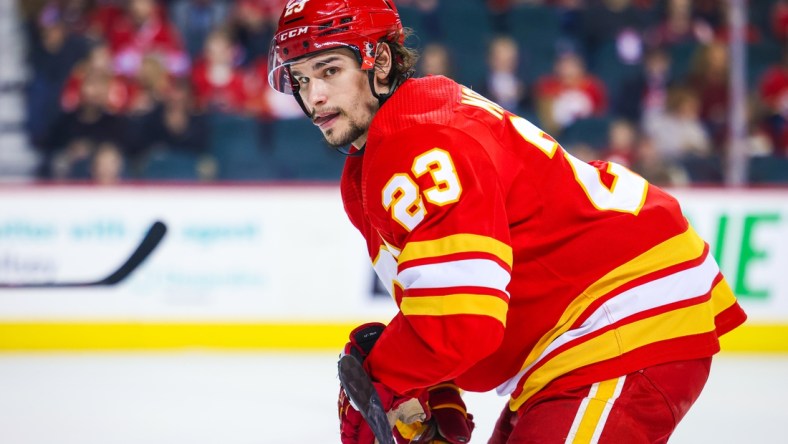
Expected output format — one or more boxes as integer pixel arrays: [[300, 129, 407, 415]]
[[344, 322, 386, 362], [393, 383, 475, 444], [339, 380, 429, 444], [427, 383, 475, 443], [338, 323, 429, 444]]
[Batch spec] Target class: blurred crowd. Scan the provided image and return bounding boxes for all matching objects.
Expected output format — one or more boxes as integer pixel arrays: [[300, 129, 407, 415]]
[[12, 0, 788, 184]]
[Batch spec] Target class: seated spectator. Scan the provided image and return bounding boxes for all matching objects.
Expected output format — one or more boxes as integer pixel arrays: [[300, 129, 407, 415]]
[[614, 46, 675, 122], [43, 69, 126, 179], [61, 41, 135, 114], [642, 86, 711, 163], [685, 40, 729, 148], [26, 2, 91, 147], [534, 49, 608, 134], [123, 77, 209, 169], [191, 28, 248, 113], [159, 80, 208, 151], [128, 54, 172, 114], [416, 42, 454, 78], [758, 48, 788, 156], [475, 36, 529, 114], [90, 142, 126, 185], [103, 0, 190, 78], [600, 118, 638, 167]]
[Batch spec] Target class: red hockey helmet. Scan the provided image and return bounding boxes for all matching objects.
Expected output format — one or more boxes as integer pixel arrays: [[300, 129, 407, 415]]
[[267, 0, 404, 94]]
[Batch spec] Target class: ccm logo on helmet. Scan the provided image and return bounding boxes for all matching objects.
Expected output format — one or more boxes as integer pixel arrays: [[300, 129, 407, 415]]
[[278, 26, 309, 42], [284, 0, 309, 17]]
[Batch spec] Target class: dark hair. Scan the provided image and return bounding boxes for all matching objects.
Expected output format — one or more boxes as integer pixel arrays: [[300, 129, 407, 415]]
[[383, 28, 419, 86]]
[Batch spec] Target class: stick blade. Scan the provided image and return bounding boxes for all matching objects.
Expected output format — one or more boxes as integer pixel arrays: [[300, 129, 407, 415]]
[[338, 354, 395, 444], [0, 221, 167, 289], [96, 221, 167, 285]]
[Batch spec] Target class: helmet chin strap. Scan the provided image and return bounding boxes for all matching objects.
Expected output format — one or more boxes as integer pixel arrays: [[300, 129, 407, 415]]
[[333, 69, 413, 156], [367, 69, 395, 107]]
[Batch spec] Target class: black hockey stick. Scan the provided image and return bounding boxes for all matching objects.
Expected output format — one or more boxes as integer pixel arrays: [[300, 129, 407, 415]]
[[338, 354, 395, 444], [0, 220, 167, 289]]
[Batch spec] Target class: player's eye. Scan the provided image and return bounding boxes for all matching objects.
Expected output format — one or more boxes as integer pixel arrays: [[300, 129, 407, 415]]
[[295, 76, 309, 86], [324, 67, 339, 77]]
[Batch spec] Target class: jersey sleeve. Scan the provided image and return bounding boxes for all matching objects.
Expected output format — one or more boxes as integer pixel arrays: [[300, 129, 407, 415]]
[[362, 123, 514, 396]]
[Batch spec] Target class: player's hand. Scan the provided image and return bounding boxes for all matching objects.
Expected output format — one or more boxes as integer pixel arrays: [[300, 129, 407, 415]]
[[338, 323, 429, 444], [343, 322, 386, 362], [426, 383, 475, 443], [394, 383, 475, 444], [339, 380, 429, 444]]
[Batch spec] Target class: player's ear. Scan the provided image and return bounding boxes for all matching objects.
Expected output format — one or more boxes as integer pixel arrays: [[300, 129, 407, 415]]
[[373, 43, 393, 87]]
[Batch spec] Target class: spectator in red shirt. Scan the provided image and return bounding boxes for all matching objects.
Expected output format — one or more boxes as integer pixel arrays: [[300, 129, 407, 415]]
[[190, 28, 248, 113], [61, 41, 135, 114], [758, 48, 788, 156], [103, 0, 189, 78], [534, 49, 607, 134]]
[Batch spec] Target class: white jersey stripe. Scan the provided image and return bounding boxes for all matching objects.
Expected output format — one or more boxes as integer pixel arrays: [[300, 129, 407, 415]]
[[397, 258, 511, 296], [497, 252, 720, 396]]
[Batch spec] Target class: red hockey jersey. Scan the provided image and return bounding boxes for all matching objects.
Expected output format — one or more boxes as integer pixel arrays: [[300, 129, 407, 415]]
[[339, 75, 746, 412]]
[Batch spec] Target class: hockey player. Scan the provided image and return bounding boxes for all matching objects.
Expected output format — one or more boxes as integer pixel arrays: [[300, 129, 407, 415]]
[[267, 1, 748, 443]]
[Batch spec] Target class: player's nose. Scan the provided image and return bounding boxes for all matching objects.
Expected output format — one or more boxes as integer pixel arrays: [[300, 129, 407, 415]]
[[305, 79, 329, 108]]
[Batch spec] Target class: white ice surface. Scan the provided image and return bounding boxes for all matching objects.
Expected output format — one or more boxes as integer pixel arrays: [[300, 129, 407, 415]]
[[0, 352, 785, 443]]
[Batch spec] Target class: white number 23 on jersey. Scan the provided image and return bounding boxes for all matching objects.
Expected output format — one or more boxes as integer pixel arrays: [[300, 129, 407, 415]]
[[382, 148, 462, 231]]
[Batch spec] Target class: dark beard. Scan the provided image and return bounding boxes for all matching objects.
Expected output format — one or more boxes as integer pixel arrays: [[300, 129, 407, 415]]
[[325, 120, 367, 148], [323, 100, 377, 148]]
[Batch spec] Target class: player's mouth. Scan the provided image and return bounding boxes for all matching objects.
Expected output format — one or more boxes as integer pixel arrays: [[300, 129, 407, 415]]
[[313, 111, 340, 129]]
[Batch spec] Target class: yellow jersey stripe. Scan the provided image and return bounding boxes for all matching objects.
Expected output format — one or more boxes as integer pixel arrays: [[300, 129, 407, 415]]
[[400, 294, 508, 325], [398, 234, 513, 267], [518, 226, 706, 376], [510, 298, 717, 410], [711, 277, 737, 316]]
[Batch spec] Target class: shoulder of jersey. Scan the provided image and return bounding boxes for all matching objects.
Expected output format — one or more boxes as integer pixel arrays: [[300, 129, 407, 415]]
[[371, 76, 462, 132]]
